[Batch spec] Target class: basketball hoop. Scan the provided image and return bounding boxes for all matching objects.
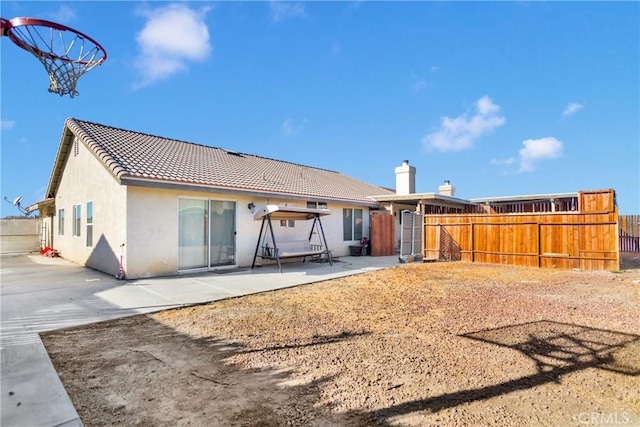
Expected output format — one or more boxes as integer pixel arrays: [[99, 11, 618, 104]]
[[1, 17, 107, 98]]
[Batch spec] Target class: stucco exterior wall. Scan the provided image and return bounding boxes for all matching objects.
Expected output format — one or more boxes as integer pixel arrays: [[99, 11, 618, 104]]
[[52, 140, 376, 280], [244, 197, 371, 260], [125, 187, 179, 278], [53, 138, 127, 275], [124, 187, 373, 278]]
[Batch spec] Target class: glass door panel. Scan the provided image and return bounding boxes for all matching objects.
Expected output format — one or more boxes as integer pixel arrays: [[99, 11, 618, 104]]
[[178, 199, 208, 270], [209, 200, 236, 267]]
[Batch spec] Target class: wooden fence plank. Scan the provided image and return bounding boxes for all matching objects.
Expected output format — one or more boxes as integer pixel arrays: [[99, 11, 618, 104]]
[[370, 213, 395, 256], [424, 190, 620, 270]]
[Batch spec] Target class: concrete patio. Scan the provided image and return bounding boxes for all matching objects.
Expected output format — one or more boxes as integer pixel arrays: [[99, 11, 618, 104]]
[[0, 253, 400, 427]]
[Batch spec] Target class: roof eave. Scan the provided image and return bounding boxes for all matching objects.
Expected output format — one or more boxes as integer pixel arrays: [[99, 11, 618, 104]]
[[121, 175, 383, 207], [470, 192, 580, 204], [370, 192, 473, 205], [45, 121, 76, 198]]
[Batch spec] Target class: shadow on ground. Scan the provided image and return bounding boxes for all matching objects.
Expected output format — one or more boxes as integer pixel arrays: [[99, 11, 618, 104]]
[[363, 320, 639, 424], [42, 316, 373, 426], [42, 314, 640, 426], [621, 252, 640, 270]]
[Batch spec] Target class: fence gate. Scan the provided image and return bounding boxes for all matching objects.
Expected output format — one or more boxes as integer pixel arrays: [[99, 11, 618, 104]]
[[399, 210, 422, 262], [0, 217, 42, 254], [370, 213, 395, 256]]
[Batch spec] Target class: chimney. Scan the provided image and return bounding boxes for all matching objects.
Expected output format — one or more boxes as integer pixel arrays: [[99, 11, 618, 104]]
[[395, 160, 416, 195], [438, 180, 456, 197]]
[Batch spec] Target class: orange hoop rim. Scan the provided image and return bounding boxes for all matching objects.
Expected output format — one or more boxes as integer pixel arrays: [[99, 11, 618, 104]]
[[2, 16, 107, 65]]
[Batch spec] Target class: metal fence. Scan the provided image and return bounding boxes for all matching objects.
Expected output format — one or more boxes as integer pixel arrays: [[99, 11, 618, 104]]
[[620, 215, 640, 252], [400, 210, 422, 262]]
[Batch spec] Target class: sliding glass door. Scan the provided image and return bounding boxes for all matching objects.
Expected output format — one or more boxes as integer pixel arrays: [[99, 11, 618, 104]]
[[209, 200, 235, 267], [178, 199, 208, 270], [178, 198, 236, 271]]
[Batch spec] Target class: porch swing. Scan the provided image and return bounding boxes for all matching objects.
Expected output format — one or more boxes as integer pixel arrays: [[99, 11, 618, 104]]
[[251, 205, 333, 272]]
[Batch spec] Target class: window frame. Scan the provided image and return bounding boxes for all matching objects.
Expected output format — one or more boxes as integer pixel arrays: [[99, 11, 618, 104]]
[[58, 208, 65, 235], [86, 201, 93, 247], [307, 201, 328, 209], [342, 208, 363, 241], [72, 204, 81, 237]]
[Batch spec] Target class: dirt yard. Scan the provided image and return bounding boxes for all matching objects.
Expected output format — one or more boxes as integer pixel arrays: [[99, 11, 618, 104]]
[[42, 258, 640, 427]]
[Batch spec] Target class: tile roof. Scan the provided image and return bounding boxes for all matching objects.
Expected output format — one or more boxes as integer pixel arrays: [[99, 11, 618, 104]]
[[59, 118, 394, 203]]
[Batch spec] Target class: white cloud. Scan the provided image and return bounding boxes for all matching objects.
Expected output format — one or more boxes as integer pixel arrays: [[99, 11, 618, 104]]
[[518, 137, 563, 172], [490, 157, 515, 165], [1, 120, 16, 130], [49, 5, 77, 24], [281, 117, 308, 137], [270, 2, 305, 22], [562, 102, 584, 117], [422, 95, 506, 151], [134, 4, 212, 88]]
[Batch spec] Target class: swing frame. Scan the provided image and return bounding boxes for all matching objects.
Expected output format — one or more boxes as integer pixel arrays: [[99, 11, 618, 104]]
[[251, 205, 333, 272]]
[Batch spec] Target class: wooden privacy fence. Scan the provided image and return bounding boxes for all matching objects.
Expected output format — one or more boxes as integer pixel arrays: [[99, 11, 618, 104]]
[[619, 215, 640, 252], [424, 189, 619, 270]]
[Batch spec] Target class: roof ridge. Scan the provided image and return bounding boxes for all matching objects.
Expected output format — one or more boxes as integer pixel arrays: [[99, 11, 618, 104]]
[[70, 117, 219, 150], [65, 118, 130, 178], [60, 118, 394, 200], [70, 118, 343, 175]]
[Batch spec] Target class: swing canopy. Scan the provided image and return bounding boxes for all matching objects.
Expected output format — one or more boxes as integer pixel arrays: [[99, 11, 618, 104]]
[[253, 205, 331, 220]]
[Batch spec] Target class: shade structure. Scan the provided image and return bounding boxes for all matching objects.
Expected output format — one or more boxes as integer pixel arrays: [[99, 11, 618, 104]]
[[253, 204, 331, 221]]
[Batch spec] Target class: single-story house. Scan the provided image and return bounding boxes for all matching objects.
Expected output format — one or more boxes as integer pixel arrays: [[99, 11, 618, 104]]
[[37, 118, 410, 279], [34, 118, 616, 277]]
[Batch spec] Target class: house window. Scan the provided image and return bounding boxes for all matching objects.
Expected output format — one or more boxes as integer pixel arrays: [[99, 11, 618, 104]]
[[58, 209, 65, 235], [86, 201, 93, 247], [72, 204, 81, 237], [307, 201, 327, 209], [280, 220, 295, 227], [343, 208, 363, 241]]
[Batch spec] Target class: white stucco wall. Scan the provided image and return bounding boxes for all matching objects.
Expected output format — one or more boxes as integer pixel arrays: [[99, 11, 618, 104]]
[[52, 137, 376, 279], [124, 187, 373, 278], [53, 138, 127, 275], [244, 197, 371, 261]]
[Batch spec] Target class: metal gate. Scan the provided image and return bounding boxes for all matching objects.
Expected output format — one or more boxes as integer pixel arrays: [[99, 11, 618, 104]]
[[399, 210, 422, 262], [0, 217, 42, 254], [619, 215, 640, 252]]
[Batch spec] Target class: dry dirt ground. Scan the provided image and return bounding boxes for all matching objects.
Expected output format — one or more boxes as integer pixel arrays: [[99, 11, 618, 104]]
[[43, 256, 640, 427]]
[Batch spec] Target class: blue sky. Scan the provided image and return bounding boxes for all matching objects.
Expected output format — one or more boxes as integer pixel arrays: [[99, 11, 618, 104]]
[[1, 1, 638, 216]]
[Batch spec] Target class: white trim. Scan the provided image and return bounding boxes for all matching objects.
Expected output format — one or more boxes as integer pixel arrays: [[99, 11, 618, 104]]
[[122, 176, 382, 207]]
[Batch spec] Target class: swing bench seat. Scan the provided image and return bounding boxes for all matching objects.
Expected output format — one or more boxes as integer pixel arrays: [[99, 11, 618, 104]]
[[260, 240, 324, 260], [252, 205, 333, 272]]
